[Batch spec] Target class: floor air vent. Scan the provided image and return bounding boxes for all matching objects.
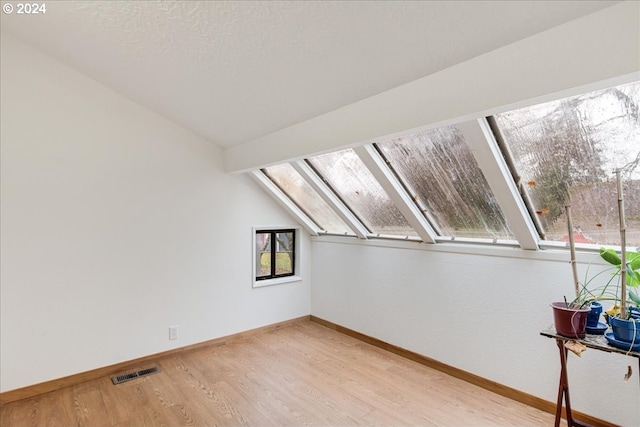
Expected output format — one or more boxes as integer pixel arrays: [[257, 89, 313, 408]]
[[111, 366, 160, 385]]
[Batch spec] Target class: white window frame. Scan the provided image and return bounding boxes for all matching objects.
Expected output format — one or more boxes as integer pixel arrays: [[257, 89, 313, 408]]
[[252, 226, 302, 288]]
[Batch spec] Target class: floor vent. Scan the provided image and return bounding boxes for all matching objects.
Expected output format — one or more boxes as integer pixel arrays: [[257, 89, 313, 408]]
[[111, 366, 160, 385]]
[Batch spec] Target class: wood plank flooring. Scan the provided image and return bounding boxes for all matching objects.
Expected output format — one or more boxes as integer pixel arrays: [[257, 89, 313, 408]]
[[0, 320, 556, 426]]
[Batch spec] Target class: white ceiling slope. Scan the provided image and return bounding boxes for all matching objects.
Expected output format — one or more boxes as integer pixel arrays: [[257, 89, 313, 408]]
[[1, 1, 618, 148]]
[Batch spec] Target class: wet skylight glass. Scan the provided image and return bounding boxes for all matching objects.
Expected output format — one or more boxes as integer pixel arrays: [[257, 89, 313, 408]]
[[494, 81, 640, 247], [376, 125, 515, 240], [307, 149, 418, 238], [262, 163, 353, 235], [253, 81, 639, 250]]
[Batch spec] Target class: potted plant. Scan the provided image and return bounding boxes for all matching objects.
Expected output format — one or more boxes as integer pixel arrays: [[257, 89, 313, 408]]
[[553, 170, 640, 343], [603, 170, 640, 349], [601, 250, 640, 346], [575, 247, 640, 335], [550, 206, 592, 338]]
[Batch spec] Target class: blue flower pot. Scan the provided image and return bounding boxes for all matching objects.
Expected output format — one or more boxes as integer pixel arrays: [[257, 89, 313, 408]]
[[586, 302, 602, 327], [610, 316, 640, 343]]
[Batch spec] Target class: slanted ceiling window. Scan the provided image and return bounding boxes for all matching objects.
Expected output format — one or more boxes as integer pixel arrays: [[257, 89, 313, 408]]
[[263, 163, 353, 235], [252, 81, 640, 250], [375, 125, 514, 241], [307, 149, 418, 239], [494, 81, 640, 248]]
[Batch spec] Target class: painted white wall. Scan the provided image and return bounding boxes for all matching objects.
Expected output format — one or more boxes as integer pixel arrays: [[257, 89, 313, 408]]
[[310, 237, 639, 426], [225, 1, 640, 173], [0, 32, 311, 392]]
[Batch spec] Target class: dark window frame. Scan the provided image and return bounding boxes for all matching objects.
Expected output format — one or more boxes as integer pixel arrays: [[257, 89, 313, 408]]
[[255, 228, 296, 281]]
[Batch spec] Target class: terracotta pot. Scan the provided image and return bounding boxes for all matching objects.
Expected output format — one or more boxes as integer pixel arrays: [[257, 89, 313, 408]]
[[551, 302, 590, 338]]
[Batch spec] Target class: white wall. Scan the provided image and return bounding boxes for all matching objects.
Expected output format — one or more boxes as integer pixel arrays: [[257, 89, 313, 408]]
[[0, 32, 311, 392], [311, 238, 639, 426]]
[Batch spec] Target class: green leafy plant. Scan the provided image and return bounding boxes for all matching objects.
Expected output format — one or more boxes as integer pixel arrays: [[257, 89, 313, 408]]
[[572, 248, 640, 318]]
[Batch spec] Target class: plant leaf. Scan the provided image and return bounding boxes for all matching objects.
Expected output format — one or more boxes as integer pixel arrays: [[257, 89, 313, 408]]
[[628, 252, 640, 270], [600, 248, 622, 266], [627, 267, 640, 287]]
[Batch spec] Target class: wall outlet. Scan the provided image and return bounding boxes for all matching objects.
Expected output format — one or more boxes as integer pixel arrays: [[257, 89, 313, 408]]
[[169, 325, 178, 340]]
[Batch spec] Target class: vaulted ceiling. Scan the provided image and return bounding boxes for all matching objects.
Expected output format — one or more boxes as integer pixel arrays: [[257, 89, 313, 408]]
[[0, 1, 618, 148]]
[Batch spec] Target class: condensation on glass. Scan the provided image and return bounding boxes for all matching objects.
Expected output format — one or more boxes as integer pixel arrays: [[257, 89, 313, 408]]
[[376, 125, 514, 240], [307, 149, 418, 238], [262, 163, 353, 235], [494, 81, 640, 247]]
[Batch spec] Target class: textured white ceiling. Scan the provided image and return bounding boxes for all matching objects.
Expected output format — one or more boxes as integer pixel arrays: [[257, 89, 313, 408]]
[[0, 1, 617, 148]]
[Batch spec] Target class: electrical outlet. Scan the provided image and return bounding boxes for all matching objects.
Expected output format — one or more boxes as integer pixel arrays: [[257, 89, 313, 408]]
[[169, 325, 178, 340]]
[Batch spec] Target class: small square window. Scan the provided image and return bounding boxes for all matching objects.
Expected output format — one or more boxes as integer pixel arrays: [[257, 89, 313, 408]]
[[254, 228, 298, 286]]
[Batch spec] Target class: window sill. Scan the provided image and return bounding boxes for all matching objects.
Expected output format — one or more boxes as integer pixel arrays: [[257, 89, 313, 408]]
[[253, 275, 302, 288]]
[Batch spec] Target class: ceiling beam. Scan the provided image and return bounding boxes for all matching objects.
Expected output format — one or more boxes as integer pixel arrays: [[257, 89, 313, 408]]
[[225, 2, 640, 173]]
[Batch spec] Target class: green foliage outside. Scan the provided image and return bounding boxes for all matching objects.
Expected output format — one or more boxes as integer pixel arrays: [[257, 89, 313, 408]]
[[260, 252, 293, 275]]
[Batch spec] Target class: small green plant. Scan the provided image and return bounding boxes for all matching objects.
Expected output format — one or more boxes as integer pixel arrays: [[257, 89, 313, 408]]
[[571, 248, 640, 318]]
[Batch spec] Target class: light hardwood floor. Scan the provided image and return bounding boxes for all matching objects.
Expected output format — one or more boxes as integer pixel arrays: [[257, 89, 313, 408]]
[[1, 320, 556, 426]]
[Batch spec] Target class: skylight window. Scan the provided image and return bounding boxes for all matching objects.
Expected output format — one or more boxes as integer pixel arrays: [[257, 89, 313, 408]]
[[252, 80, 639, 250], [262, 163, 353, 235], [493, 81, 640, 247], [307, 149, 418, 238], [375, 125, 515, 241]]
